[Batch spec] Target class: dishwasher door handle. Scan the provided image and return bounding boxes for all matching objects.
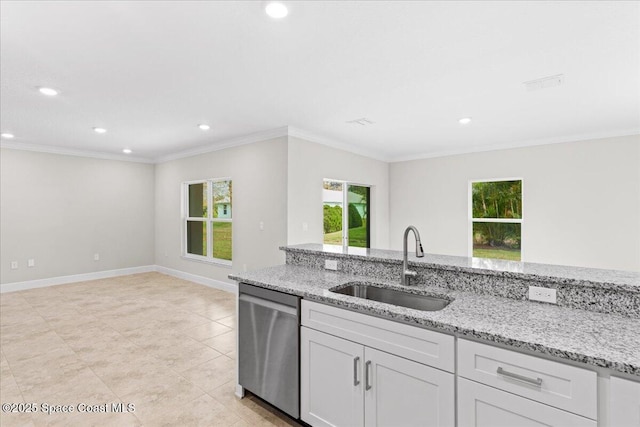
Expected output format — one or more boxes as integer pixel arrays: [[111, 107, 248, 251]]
[[239, 293, 297, 316]]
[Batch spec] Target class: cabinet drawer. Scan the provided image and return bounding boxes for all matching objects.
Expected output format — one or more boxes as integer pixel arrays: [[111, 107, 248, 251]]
[[302, 300, 454, 372], [458, 339, 597, 419], [458, 377, 596, 427]]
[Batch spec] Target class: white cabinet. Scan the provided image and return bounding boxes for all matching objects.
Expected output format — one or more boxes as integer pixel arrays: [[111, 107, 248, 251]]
[[458, 339, 598, 426], [301, 327, 364, 427], [610, 376, 640, 427], [301, 302, 636, 427], [458, 377, 596, 427], [301, 299, 454, 372], [364, 347, 454, 427], [458, 339, 597, 419], [301, 301, 455, 427]]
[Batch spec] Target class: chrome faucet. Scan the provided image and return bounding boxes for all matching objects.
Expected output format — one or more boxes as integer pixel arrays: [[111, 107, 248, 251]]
[[402, 225, 424, 286]]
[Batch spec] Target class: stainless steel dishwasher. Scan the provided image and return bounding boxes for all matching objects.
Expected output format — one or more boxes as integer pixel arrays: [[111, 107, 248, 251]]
[[238, 283, 300, 419]]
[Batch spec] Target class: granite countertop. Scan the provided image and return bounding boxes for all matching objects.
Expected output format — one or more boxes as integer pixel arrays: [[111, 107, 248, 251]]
[[282, 244, 640, 292], [230, 264, 640, 377]]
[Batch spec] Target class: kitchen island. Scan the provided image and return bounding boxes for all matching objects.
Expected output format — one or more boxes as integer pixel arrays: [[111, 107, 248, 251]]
[[231, 244, 640, 426]]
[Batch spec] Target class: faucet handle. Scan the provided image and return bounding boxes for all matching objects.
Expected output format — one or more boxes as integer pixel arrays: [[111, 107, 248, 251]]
[[404, 270, 418, 278]]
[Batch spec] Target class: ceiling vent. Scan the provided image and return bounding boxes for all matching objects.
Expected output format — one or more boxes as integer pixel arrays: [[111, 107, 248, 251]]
[[524, 74, 564, 91], [347, 118, 374, 126]]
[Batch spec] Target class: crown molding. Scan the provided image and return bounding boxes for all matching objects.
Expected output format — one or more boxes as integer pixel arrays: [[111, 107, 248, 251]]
[[3, 127, 637, 166], [154, 125, 390, 164], [387, 129, 640, 163], [287, 126, 389, 162], [0, 141, 155, 164], [0, 127, 291, 165], [154, 126, 290, 163]]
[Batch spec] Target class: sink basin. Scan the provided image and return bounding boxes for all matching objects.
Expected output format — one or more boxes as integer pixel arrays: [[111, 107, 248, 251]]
[[331, 282, 451, 311]]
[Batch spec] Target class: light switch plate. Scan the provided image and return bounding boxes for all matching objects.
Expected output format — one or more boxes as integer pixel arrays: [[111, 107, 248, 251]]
[[325, 259, 338, 271], [529, 286, 557, 304]]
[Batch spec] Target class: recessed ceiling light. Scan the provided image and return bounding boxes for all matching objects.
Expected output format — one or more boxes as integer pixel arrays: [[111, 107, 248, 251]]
[[38, 87, 59, 96], [198, 124, 211, 131], [458, 117, 472, 125], [93, 127, 107, 134], [265, 2, 288, 18], [1, 133, 15, 139], [122, 148, 132, 154]]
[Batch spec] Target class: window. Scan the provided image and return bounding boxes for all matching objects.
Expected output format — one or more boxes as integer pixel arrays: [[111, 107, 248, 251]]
[[183, 178, 232, 264], [323, 179, 370, 248], [470, 179, 522, 261]]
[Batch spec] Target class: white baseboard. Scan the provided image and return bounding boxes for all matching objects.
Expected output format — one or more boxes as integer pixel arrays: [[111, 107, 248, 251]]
[[0, 265, 238, 295], [0, 265, 156, 293], [154, 265, 238, 294]]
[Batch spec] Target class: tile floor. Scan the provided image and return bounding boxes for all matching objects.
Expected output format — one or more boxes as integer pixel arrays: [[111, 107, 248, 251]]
[[0, 272, 301, 427]]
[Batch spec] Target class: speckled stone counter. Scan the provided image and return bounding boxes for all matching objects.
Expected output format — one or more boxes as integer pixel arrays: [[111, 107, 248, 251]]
[[283, 244, 640, 318], [230, 264, 640, 377]]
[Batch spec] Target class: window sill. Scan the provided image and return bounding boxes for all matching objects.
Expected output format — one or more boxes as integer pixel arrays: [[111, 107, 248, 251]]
[[181, 254, 233, 269]]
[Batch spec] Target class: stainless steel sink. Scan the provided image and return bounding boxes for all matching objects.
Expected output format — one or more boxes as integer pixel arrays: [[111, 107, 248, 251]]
[[331, 282, 451, 311]]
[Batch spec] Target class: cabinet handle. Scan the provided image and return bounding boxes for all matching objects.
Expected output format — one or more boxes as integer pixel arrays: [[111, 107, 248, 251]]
[[353, 357, 360, 386], [365, 360, 372, 390], [497, 367, 543, 387]]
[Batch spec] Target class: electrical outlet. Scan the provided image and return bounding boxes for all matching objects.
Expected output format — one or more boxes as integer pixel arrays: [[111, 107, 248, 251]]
[[259, 221, 264, 231], [10, 261, 18, 270], [325, 259, 338, 271], [94, 253, 100, 261], [28, 259, 35, 267], [302, 222, 308, 231], [529, 286, 557, 304]]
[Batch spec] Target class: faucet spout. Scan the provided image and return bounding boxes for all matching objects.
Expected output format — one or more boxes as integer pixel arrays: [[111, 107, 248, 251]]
[[402, 226, 424, 286]]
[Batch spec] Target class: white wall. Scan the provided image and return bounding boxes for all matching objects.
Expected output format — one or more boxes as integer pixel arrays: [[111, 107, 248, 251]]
[[3, 132, 637, 287], [287, 137, 390, 248], [0, 148, 156, 284], [389, 135, 640, 271], [154, 137, 288, 284]]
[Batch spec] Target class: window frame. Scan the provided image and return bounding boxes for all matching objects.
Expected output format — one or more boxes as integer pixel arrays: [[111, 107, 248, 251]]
[[182, 177, 232, 267], [322, 179, 372, 250], [468, 177, 523, 261]]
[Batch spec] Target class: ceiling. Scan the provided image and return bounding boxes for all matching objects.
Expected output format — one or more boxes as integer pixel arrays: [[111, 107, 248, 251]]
[[1, 1, 638, 163]]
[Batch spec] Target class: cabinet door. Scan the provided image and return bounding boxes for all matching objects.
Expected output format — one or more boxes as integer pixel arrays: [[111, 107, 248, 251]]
[[301, 327, 365, 427], [364, 347, 455, 427], [610, 376, 640, 427], [458, 377, 596, 427]]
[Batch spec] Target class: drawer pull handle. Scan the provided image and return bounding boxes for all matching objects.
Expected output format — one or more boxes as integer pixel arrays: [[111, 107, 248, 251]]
[[353, 357, 360, 386], [365, 360, 372, 390], [497, 367, 543, 387]]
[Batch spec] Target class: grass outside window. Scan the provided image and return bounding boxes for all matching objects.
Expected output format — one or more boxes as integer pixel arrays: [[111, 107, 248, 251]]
[[212, 222, 232, 261]]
